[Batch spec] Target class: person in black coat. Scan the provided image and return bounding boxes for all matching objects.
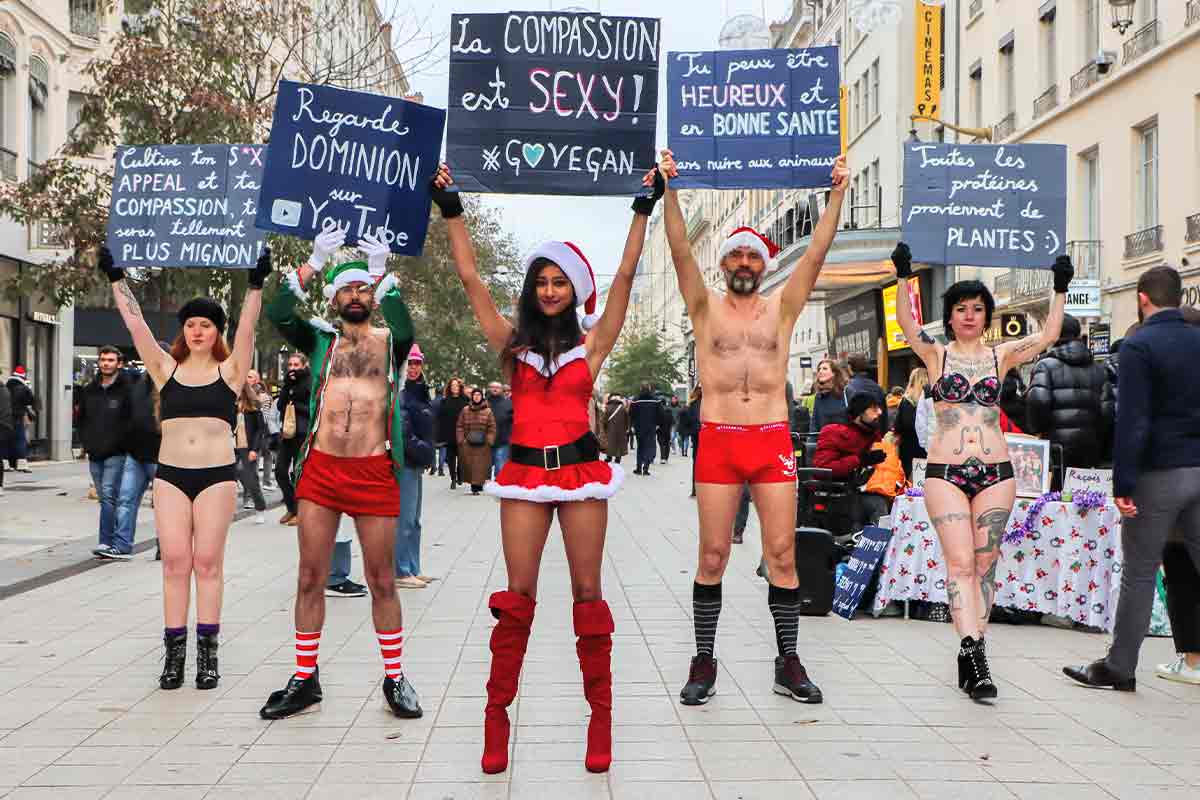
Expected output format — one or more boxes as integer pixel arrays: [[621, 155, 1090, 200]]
[[114, 367, 163, 553], [437, 378, 470, 489], [1025, 314, 1113, 470], [630, 383, 660, 476], [396, 347, 436, 585], [656, 397, 673, 464], [235, 383, 268, 519], [274, 352, 312, 525], [77, 346, 132, 557], [5, 366, 36, 471], [0, 381, 10, 492]]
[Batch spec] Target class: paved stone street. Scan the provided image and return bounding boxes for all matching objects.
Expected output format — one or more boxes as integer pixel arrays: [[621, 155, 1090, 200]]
[[0, 457, 1197, 799]]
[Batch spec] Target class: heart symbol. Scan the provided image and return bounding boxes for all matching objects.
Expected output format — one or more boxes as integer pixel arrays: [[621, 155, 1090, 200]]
[[522, 143, 545, 169]]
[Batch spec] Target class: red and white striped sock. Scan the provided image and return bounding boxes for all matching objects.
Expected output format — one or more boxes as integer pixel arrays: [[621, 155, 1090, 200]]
[[295, 630, 321, 679], [377, 628, 404, 680]]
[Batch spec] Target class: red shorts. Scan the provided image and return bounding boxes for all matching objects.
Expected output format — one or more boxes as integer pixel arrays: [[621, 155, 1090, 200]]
[[695, 422, 797, 485], [296, 449, 400, 518]]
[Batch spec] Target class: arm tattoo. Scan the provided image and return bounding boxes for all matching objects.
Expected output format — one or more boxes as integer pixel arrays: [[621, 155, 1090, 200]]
[[919, 331, 935, 344], [1014, 338, 1042, 354], [117, 281, 143, 320]]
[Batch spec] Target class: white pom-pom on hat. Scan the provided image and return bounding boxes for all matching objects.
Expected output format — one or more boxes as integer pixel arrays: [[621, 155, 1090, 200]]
[[523, 240, 599, 330]]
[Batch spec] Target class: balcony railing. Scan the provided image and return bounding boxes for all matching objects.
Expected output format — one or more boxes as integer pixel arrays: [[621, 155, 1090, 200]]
[[1067, 240, 1102, 280], [1124, 225, 1164, 260], [1190, 0, 1200, 27], [1070, 61, 1105, 98], [1033, 85, 1058, 120], [968, 0, 983, 19], [993, 112, 1018, 141], [69, 0, 100, 39], [1123, 20, 1160, 64], [1186, 212, 1200, 244], [27, 159, 43, 182], [0, 147, 16, 182], [847, 185, 882, 230]]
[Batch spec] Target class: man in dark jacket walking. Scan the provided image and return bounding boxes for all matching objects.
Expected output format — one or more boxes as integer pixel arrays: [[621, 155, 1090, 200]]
[[1025, 314, 1113, 471], [630, 383, 660, 475], [1065, 266, 1200, 690], [656, 397, 674, 464], [844, 354, 887, 433], [5, 365, 35, 472], [275, 352, 312, 525], [394, 344, 436, 589], [113, 364, 162, 558], [0, 380, 10, 494], [487, 380, 513, 478], [77, 345, 131, 559]]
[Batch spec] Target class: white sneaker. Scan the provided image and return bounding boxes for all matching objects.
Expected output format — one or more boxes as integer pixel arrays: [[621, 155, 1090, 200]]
[[254, 513, 266, 525], [1156, 655, 1200, 685]]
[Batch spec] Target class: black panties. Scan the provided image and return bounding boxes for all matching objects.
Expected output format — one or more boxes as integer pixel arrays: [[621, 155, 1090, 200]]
[[156, 463, 237, 502], [925, 458, 1014, 500]]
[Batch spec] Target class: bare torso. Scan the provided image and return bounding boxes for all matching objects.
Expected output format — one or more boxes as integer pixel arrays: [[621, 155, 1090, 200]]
[[314, 326, 390, 457], [694, 290, 792, 424], [925, 346, 1010, 464], [156, 363, 240, 469]]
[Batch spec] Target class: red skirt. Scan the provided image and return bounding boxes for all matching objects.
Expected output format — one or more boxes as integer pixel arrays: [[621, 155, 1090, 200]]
[[485, 459, 623, 503]]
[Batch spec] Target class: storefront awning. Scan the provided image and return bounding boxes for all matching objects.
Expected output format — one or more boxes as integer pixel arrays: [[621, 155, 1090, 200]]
[[762, 226, 902, 299]]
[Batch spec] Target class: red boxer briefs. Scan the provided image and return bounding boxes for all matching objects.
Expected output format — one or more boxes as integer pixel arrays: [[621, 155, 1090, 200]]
[[694, 421, 797, 485], [295, 448, 400, 518]]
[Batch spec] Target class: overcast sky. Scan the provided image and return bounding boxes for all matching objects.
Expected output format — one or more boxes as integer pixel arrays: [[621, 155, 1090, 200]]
[[388, 0, 797, 288]]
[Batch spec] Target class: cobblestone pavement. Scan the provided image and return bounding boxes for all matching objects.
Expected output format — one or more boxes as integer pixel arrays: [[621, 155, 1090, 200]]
[[0, 457, 1197, 799]]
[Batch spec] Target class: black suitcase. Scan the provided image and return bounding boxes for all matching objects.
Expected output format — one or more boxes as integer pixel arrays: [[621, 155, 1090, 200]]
[[794, 526, 836, 616]]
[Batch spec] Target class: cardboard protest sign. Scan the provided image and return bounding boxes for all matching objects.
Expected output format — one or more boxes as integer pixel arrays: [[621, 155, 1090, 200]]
[[255, 80, 445, 255], [667, 47, 840, 189], [447, 11, 660, 195], [107, 144, 266, 268], [902, 142, 1067, 269], [1064, 467, 1112, 496], [832, 525, 893, 620]]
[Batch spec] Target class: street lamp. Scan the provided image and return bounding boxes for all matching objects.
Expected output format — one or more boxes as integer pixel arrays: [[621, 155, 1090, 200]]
[[1109, 0, 1136, 35]]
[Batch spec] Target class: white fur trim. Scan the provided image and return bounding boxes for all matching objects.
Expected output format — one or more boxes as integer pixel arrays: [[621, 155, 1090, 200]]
[[373, 273, 399, 304], [523, 240, 594, 309], [516, 344, 587, 377], [308, 317, 335, 333], [719, 230, 771, 264], [580, 312, 600, 331], [483, 463, 624, 503], [321, 267, 373, 300], [285, 270, 307, 301]]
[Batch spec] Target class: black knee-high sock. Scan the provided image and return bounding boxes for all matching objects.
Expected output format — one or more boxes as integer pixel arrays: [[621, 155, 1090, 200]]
[[768, 584, 801, 657], [693, 581, 722, 658]]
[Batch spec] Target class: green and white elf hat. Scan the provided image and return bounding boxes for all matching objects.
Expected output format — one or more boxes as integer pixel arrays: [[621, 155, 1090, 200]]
[[322, 260, 373, 300]]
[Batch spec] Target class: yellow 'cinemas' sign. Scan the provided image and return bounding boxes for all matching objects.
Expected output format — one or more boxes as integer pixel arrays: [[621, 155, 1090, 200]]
[[914, 0, 942, 119]]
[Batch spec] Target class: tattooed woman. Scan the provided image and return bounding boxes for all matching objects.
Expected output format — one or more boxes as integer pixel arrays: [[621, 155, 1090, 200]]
[[891, 242, 1073, 700], [98, 244, 270, 690]]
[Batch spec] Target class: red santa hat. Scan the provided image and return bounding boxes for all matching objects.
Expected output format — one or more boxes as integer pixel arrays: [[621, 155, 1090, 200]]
[[718, 226, 780, 265], [523, 240, 599, 330]]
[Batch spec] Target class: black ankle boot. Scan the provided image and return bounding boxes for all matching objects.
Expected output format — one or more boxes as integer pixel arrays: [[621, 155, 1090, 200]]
[[959, 636, 997, 701], [260, 666, 323, 719], [196, 634, 220, 690], [160, 633, 187, 690]]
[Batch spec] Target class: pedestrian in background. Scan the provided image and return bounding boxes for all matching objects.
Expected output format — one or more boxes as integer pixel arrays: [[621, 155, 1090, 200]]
[[630, 383, 659, 476], [275, 352, 311, 525], [893, 367, 928, 481], [78, 345, 131, 560], [686, 385, 702, 497], [656, 396, 673, 464], [247, 370, 277, 489], [114, 360, 162, 555], [0, 380, 10, 496], [602, 393, 628, 464], [809, 358, 847, 434], [438, 377, 469, 489], [396, 344, 436, 589], [457, 387, 496, 495], [844, 354, 888, 432], [999, 369, 1028, 435], [234, 382, 267, 525], [487, 380, 513, 477], [5, 365, 35, 472]]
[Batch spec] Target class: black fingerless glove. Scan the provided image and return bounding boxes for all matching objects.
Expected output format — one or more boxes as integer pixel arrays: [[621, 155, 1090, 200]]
[[431, 183, 464, 219], [1052, 254, 1074, 294], [891, 242, 912, 279], [248, 247, 272, 289], [97, 245, 124, 283], [863, 449, 888, 466], [632, 168, 666, 216]]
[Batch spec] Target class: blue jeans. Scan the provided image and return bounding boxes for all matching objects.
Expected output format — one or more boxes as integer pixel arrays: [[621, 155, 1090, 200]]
[[394, 467, 423, 577], [114, 458, 156, 554], [328, 539, 352, 586], [436, 445, 447, 472], [675, 430, 689, 456], [89, 455, 126, 549], [492, 444, 510, 478]]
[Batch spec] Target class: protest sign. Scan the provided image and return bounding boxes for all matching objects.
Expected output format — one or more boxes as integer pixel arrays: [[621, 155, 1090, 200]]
[[832, 525, 893, 620], [255, 80, 445, 255], [1064, 467, 1112, 497], [667, 47, 840, 189], [446, 11, 660, 195], [107, 144, 266, 269], [902, 142, 1067, 269]]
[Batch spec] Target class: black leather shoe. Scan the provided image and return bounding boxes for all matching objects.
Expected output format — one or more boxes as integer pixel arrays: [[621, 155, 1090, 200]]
[[159, 633, 186, 690], [679, 654, 718, 705], [383, 674, 423, 718], [195, 634, 220, 690], [774, 655, 824, 704], [1062, 659, 1136, 691], [260, 667, 323, 719]]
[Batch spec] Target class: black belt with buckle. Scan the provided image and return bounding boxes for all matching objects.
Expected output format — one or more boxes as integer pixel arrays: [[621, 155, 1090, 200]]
[[510, 433, 601, 471]]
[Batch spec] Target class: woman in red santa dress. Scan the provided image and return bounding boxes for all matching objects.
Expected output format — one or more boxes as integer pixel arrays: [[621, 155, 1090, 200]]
[[431, 162, 663, 775]]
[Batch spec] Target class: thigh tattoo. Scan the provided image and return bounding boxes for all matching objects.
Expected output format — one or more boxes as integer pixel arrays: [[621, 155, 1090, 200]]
[[974, 508, 1009, 554]]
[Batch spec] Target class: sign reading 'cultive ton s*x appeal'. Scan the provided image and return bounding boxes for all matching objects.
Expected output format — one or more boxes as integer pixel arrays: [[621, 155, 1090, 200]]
[[447, 11, 660, 195]]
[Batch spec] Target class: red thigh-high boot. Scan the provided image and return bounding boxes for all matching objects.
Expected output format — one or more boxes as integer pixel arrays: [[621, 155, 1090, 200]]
[[574, 599, 615, 773], [481, 591, 535, 774]]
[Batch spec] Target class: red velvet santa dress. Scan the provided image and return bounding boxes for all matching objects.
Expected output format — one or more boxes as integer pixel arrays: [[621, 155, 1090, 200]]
[[483, 344, 623, 502]]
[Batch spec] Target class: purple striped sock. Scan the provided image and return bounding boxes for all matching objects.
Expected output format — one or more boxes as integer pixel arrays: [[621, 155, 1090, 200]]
[[164, 626, 186, 639], [196, 623, 220, 637]]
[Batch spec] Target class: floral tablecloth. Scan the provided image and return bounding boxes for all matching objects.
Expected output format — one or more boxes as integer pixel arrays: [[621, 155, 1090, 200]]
[[873, 494, 1126, 631]]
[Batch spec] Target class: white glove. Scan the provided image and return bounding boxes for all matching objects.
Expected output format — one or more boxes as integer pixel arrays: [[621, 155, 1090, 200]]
[[358, 233, 391, 277], [307, 228, 346, 271]]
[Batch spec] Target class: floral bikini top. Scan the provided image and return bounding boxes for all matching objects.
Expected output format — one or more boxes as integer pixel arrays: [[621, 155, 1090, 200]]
[[930, 348, 1001, 406]]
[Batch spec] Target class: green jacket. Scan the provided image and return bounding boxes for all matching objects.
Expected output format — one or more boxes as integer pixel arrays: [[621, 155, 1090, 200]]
[[267, 271, 415, 485]]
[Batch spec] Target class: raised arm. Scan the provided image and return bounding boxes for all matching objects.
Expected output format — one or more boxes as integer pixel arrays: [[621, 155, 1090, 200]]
[[432, 164, 513, 353], [780, 155, 849, 321], [98, 246, 172, 384], [998, 256, 1073, 374], [267, 229, 345, 355], [225, 248, 273, 387], [587, 166, 663, 369], [659, 150, 709, 317], [891, 242, 940, 370]]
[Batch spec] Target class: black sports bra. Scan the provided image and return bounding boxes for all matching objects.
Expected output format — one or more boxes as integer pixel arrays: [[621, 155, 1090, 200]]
[[160, 365, 238, 429], [930, 348, 1001, 407]]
